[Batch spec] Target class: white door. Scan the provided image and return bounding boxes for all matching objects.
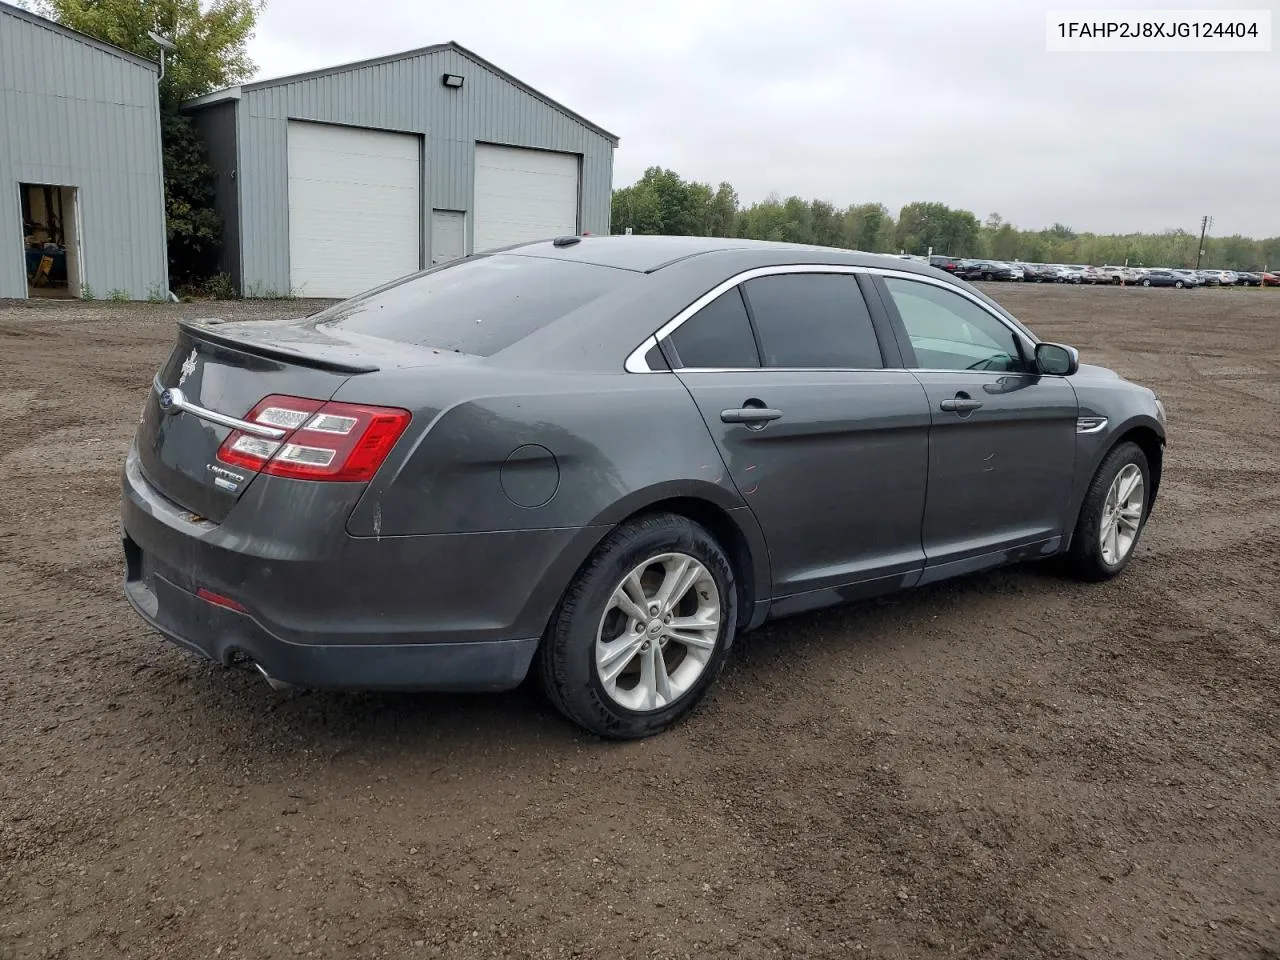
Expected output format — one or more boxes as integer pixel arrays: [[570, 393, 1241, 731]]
[[431, 210, 466, 264], [473, 144, 579, 253], [287, 121, 421, 299]]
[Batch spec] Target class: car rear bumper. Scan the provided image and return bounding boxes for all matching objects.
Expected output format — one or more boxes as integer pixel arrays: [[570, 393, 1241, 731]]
[[122, 567, 538, 691], [120, 444, 607, 692]]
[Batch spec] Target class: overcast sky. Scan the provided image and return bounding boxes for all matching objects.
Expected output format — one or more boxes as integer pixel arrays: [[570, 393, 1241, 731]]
[[246, 0, 1279, 237]]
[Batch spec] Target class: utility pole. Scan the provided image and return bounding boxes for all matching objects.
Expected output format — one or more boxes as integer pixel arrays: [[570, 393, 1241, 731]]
[[1195, 215, 1213, 270]]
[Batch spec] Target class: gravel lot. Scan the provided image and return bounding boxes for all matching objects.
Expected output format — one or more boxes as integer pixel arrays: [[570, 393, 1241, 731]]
[[1, 285, 1277, 960]]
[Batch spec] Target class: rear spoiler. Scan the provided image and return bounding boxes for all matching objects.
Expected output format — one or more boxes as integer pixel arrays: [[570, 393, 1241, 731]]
[[179, 319, 380, 374]]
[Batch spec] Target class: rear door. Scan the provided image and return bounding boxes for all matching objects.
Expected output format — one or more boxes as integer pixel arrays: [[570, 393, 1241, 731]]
[[872, 274, 1077, 578], [666, 267, 932, 604]]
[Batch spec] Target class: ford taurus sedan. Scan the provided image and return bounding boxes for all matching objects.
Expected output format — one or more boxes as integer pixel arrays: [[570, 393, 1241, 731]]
[[122, 236, 1167, 739]]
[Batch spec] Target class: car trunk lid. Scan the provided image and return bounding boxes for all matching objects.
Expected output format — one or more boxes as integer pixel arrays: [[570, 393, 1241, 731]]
[[135, 319, 401, 523]]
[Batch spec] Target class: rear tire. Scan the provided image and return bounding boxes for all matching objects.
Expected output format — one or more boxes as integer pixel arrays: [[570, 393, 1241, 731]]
[[1067, 442, 1151, 582], [537, 513, 737, 740]]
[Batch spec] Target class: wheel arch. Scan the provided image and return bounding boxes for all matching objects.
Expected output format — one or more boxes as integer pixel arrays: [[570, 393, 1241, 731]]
[[617, 495, 767, 633], [1064, 416, 1165, 551], [531, 482, 771, 641]]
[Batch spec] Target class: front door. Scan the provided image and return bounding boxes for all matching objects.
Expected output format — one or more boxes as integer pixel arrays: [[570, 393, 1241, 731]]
[[874, 275, 1077, 577], [663, 270, 933, 604]]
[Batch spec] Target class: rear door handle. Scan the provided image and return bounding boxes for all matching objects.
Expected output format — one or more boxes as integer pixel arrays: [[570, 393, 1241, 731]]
[[939, 397, 984, 413], [721, 407, 783, 424]]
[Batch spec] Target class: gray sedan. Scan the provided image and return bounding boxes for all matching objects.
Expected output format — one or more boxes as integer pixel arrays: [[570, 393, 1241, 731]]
[[121, 236, 1167, 739]]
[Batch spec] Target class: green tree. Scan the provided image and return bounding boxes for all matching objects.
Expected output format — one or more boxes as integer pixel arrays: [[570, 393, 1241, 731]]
[[706, 183, 739, 238], [809, 200, 843, 248], [36, 0, 265, 288], [608, 168, 1278, 272], [988, 223, 1019, 261], [842, 202, 892, 252], [896, 202, 980, 257], [608, 167, 714, 236]]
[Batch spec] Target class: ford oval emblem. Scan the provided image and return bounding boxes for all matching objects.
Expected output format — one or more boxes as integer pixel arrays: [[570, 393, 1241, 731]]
[[159, 387, 183, 414]]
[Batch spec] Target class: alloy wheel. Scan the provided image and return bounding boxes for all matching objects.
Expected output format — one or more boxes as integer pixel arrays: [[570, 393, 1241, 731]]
[[1100, 464, 1144, 565], [594, 553, 721, 712]]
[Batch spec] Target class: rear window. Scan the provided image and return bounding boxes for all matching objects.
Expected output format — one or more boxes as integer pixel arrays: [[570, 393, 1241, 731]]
[[304, 255, 627, 356]]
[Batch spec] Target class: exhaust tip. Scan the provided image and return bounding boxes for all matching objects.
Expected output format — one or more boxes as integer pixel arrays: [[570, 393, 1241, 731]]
[[253, 661, 295, 692]]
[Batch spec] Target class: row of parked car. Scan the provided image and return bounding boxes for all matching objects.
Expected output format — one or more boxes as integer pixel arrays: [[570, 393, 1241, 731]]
[[918, 255, 1279, 289]]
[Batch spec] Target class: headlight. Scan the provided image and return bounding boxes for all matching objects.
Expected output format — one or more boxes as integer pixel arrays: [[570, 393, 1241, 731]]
[[1154, 395, 1167, 424]]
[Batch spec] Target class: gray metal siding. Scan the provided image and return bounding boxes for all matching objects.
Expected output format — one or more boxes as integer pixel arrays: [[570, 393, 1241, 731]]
[[224, 47, 613, 296], [191, 100, 241, 289], [0, 5, 166, 300]]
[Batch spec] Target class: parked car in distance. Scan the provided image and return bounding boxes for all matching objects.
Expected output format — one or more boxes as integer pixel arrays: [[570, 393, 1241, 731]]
[[956, 259, 1015, 281], [1262, 271, 1279, 287], [1004, 262, 1026, 281], [1196, 270, 1221, 286], [929, 254, 961, 273], [1060, 265, 1092, 284], [119, 235, 1168, 739], [1171, 269, 1202, 287], [1138, 268, 1192, 288], [1219, 270, 1239, 286], [1022, 263, 1058, 282], [1234, 271, 1261, 287], [1095, 266, 1125, 285]]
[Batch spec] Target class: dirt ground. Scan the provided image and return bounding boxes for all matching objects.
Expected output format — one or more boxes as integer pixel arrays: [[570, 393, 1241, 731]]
[[1, 284, 1277, 960]]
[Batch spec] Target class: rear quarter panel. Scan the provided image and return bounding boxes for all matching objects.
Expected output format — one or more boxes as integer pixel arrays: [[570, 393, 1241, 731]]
[[339, 368, 745, 536]]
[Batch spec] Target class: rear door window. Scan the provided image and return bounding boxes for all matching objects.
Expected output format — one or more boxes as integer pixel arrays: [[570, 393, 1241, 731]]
[[666, 287, 760, 369], [303, 254, 628, 356], [741, 273, 884, 369]]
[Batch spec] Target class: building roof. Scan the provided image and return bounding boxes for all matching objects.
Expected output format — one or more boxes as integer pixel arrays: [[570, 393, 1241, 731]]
[[183, 41, 619, 145], [0, 0, 159, 71]]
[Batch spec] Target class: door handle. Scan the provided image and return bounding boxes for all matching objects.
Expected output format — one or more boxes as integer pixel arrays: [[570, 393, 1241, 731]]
[[939, 396, 984, 413], [721, 407, 783, 424]]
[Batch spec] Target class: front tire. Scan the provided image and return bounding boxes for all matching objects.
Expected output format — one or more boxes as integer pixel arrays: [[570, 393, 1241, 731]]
[[1142, 279, 1152, 287], [537, 513, 738, 739], [1067, 442, 1151, 582]]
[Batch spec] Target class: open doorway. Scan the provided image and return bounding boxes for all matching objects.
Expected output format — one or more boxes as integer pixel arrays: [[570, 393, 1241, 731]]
[[20, 182, 81, 299]]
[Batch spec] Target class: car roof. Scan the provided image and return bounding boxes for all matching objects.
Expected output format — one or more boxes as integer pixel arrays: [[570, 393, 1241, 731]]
[[497, 235, 925, 274]]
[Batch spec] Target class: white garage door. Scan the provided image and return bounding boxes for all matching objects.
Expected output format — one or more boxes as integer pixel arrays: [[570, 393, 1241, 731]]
[[287, 121, 421, 299], [473, 145, 579, 252]]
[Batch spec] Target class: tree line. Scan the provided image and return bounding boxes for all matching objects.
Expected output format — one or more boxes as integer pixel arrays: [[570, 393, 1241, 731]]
[[611, 167, 1279, 272]]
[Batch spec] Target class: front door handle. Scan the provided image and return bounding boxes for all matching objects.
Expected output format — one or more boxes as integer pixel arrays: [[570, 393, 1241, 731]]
[[939, 395, 984, 413], [721, 407, 783, 424]]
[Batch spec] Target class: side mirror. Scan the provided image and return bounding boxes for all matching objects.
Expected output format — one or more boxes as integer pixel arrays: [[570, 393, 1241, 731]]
[[1035, 342, 1079, 376]]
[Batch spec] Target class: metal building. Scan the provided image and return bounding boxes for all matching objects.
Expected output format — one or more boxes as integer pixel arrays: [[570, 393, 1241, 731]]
[[183, 43, 619, 299], [0, 1, 168, 300]]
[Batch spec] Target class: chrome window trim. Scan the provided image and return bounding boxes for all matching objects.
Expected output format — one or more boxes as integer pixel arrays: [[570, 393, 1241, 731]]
[[674, 366, 916, 375], [623, 264, 1038, 374]]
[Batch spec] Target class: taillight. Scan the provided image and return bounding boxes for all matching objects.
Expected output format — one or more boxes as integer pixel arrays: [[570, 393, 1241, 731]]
[[216, 394, 411, 482]]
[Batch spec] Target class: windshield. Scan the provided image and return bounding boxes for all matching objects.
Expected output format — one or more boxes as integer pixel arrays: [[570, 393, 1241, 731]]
[[302, 255, 630, 356]]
